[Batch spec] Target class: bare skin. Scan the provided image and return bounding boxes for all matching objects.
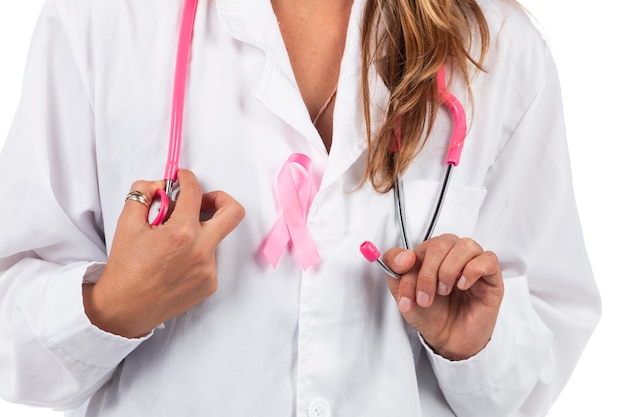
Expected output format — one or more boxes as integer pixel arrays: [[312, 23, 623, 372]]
[[271, 0, 353, 151]]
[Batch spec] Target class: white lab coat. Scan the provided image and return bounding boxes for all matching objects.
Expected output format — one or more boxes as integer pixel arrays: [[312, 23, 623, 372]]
[[0, 0, 600, 416]]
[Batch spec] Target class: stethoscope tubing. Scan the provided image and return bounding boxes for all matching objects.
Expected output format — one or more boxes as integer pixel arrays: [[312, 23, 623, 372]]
[[393, 177, 410, 250], [149, 0, 199, 226], [422, 163, 454, 241], [378, 67, 467, 275], [165, 0, 199, 185], [394, 67, 466, 250]]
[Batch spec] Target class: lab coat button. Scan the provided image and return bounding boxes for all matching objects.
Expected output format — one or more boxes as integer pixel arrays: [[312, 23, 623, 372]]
[[307, 399, 331, 417]]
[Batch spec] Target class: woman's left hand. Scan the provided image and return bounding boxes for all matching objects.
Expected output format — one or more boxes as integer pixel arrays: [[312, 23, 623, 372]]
[[382, 234, 504, 361]]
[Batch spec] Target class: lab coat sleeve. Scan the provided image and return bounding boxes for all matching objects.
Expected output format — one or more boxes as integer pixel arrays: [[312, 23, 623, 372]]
[[0, 1, 149, 409], [421, 42, 601, 415]]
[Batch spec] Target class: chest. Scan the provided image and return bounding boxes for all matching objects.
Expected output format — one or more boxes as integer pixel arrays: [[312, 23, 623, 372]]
[[270, 0, 354, 151]]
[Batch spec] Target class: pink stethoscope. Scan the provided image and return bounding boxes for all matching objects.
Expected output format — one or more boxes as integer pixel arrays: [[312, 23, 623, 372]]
[[150, 0, 468, 278], [361, 66, 467, 278]]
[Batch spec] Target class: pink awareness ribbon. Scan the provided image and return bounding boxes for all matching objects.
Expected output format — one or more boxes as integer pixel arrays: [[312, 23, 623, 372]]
[[262, 153, 320, 270]]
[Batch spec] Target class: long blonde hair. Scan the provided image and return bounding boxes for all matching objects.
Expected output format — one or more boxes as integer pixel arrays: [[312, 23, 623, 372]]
[[361, 0, 490, 192]]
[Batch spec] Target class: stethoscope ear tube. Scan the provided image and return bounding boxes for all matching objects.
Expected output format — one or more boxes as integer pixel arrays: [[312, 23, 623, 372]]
[[148, 0, 199, 225], [437, 66, 467, 167], [421, 163, 454, 242], [391, 66, 466, 251], [394, 163, 455, 248], [394, 178, 410, 250]]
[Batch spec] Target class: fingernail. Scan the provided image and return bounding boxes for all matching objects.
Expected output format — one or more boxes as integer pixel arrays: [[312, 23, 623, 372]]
[[417, 291, 430, 307], [398, 296, 412, 313], [437, 282, 448, 295], [457, 276, 468, 290], [394, 251, 412, 267]]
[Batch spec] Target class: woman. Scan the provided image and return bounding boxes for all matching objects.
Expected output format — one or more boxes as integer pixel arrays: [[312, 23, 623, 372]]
[[0, 0, 600, 416]]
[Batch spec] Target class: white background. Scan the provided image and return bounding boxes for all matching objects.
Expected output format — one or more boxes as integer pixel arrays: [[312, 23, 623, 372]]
[[0, 1, 624, 416]]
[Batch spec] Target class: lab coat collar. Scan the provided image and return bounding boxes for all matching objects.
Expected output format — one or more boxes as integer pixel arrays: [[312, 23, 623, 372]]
[[214, 0, 277, 50]]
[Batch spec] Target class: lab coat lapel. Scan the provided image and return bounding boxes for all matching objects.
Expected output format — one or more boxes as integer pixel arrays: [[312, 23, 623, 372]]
[[319, 0, 388, 193], [215, 0, 385, 189], [320, 58, 368, 192], [256, 43, 324, 152], [214, 0, 274, 50], [215, 0, 326, 154]]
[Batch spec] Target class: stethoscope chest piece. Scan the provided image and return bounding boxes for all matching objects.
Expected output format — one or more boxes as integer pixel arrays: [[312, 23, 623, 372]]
[[148, 185, 180, 226]]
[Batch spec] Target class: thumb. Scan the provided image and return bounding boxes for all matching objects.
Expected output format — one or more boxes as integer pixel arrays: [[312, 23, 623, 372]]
[[382, 248, 417, 301], [201, 190, 246, 246], [381, 248, 417, 275]]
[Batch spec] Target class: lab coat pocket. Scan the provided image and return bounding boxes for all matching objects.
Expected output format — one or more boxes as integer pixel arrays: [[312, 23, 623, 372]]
[[400, 180, 487, 245]]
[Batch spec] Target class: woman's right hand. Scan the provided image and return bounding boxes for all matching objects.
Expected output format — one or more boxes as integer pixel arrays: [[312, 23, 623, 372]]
[[82, 169, 245, 338]]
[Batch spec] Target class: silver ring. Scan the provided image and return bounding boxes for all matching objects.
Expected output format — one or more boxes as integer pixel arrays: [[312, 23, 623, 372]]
[[125, 191, 150, 207]]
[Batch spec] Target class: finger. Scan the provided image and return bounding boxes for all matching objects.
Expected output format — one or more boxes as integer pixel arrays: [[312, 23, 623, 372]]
[[436, 237, 484, 295], [201, 190, 246, 246], [457, 250, 502, 290], [413, 235, 458, 307], [393, 269, 419, 314], [167, 169, 203, 223], [120, 180, 166, 229]]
